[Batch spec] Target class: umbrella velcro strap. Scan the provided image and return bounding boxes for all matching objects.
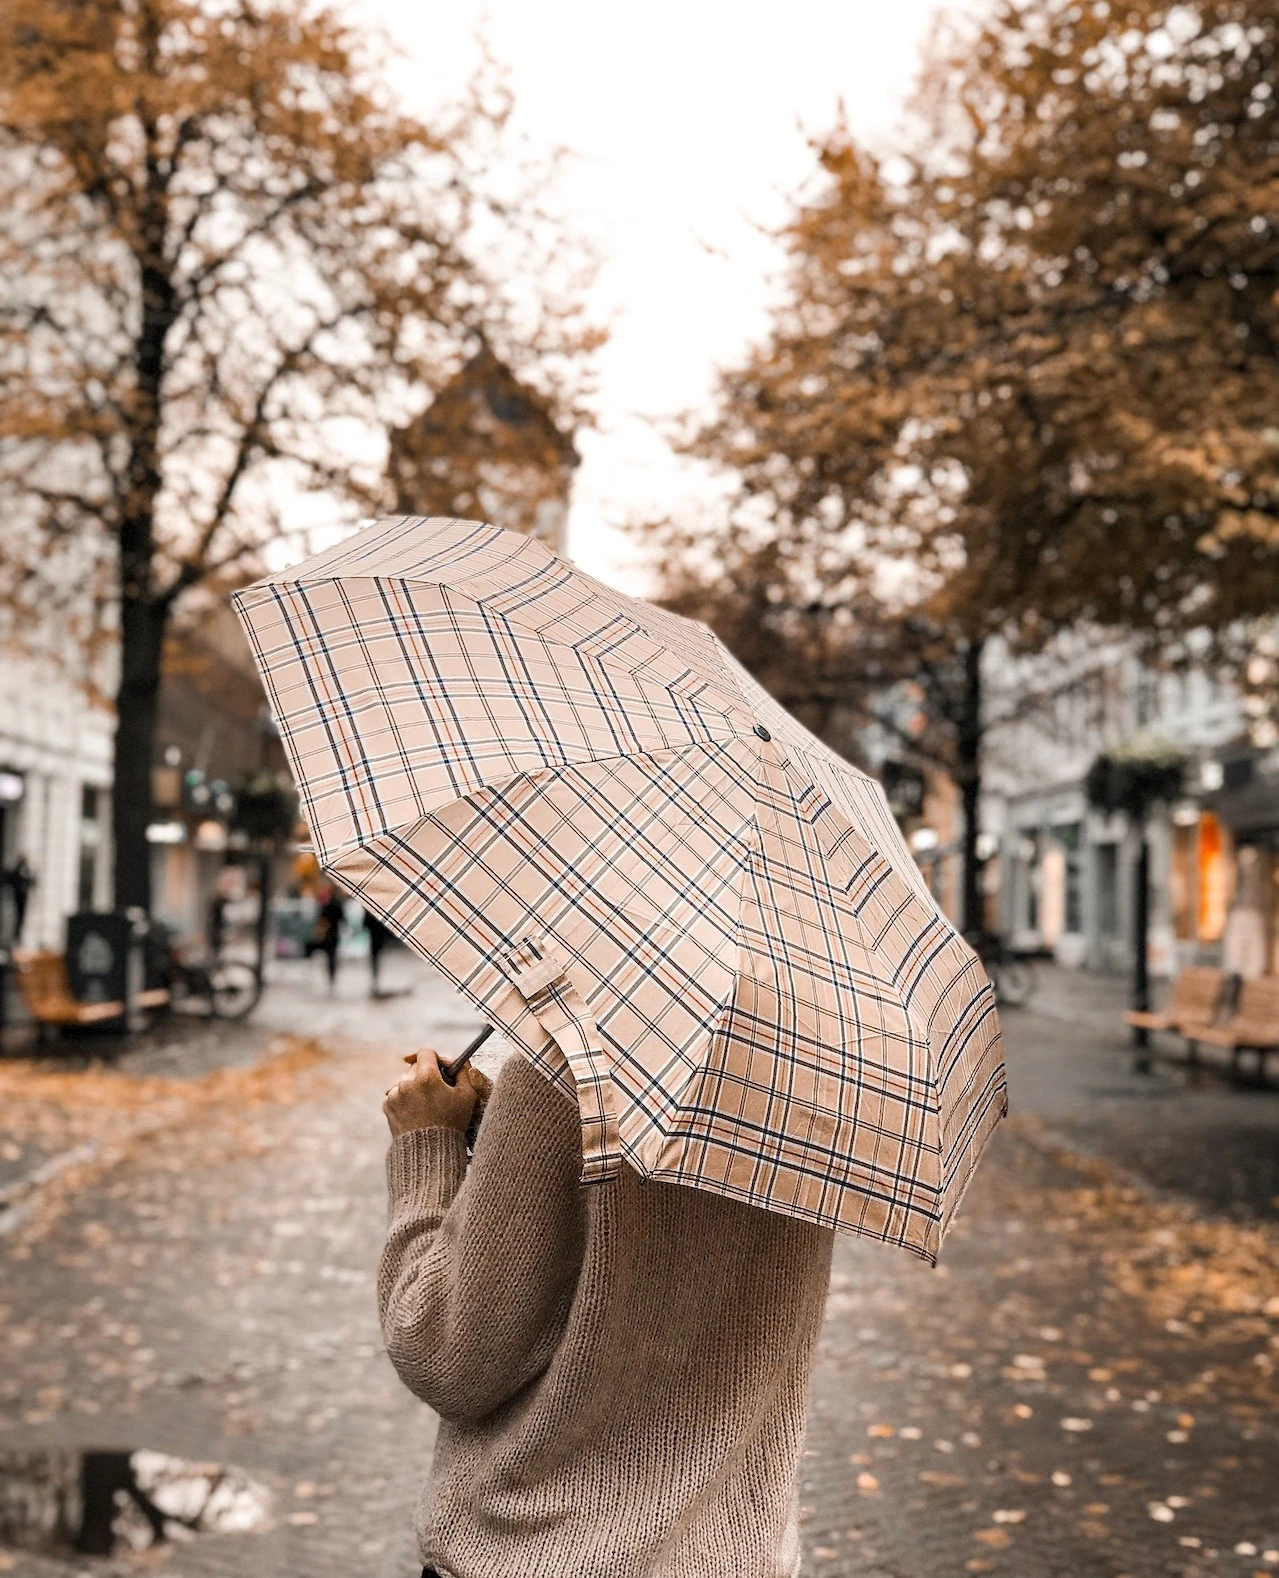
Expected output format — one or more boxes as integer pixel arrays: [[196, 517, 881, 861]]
[[504, 944, 621, 1186]]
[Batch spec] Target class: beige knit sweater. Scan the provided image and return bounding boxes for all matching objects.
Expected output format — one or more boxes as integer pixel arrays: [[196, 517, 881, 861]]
[[378, 1052, 835, 1578]]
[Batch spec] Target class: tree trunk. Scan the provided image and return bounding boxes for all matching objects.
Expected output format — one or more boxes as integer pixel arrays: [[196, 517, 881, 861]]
[[111, 597, 167, 912], [111, 121, 178, 914], [957, 637, 985, 935], [1131, 830, 1152, 1072]]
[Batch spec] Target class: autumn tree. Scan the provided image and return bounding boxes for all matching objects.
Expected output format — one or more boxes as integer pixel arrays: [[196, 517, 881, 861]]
[[0, 0, 599, 911], [664, 136, 1120, 930], [927, 0, 1279, 641], [659, 0, 1279, 929]]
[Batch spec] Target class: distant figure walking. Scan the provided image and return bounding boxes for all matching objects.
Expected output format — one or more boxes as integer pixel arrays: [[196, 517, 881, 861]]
[[1223, 846, 1267, 992], [364, 907, 392, 998], [6, 854, 35, 942], [313, 883, 345, 991]]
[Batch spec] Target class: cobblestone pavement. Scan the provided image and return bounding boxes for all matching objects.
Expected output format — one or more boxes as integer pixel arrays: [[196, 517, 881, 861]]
[[1, 962, 1277, 1577]]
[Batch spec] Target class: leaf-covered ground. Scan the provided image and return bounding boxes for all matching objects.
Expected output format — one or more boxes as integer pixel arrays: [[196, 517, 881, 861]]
[[1, 966, 1276, 1576]]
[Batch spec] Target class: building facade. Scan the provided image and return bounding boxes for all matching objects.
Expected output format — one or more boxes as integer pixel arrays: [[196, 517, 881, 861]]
[[0, 602, 293, 955], [982, 640, 1271, 977], [387, 346, 578, 552], [0, 651, 113, 950]]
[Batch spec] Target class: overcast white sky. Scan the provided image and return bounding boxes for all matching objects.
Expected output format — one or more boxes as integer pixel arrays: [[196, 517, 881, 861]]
[[354, 1, 947, 590]]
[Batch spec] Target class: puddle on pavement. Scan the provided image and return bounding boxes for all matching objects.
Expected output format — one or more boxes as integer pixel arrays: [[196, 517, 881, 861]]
[[0, 1448, 271, 1557]]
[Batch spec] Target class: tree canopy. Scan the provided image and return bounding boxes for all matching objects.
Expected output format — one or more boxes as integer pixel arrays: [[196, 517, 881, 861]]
[[656, 0, 1279, 926], [0, 0, 601, 908]]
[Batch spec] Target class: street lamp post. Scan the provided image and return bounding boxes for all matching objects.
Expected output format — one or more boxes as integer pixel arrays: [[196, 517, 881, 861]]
[[1086, 740, 1187, 1075], [229, 772, 297, 986]]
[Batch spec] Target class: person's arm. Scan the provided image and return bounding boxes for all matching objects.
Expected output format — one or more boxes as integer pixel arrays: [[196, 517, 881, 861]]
[[377, 1051, 586, 1423]]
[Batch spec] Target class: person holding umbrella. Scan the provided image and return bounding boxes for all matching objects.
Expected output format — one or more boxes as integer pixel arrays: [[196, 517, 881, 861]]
[[379, 1038, 832, 1578], [236, 515, 1007, 1577]]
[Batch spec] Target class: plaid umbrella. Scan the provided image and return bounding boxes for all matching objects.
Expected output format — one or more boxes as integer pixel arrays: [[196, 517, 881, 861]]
[[234, 515, 1005, 1261]]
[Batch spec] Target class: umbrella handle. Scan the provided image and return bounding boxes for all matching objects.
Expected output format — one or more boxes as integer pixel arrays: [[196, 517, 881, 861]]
[[439, 1023, 494, 1085]]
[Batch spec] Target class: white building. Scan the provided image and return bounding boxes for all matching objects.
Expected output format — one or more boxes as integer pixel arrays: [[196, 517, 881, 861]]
[[982, 635, 1268, 976], [0, 650, 113, 949]]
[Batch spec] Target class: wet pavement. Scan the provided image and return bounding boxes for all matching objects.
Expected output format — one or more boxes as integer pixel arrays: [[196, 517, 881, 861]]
[[1, 959, 1276, 1576]]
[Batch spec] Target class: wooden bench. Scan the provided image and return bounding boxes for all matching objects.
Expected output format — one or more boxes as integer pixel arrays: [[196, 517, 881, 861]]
[[1185, 976, 1279, 1085], [11, 950, 126, 1045], [1124, 966, 1225, 1037]]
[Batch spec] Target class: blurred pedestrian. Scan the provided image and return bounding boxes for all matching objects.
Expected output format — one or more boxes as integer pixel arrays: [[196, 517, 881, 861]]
[[378, 1046, 833, 1578], [7, 854, 34, 941], [364, 907, 392, 998], [312, 882, 345, 991], [1222, 846, 1267, 1007], [208, 888, 227, 958]]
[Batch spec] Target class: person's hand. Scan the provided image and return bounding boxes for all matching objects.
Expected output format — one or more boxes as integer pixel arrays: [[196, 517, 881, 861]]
[[383, 1049, 483, 1137]]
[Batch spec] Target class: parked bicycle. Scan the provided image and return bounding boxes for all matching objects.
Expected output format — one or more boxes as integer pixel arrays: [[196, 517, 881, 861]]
[[967, 930, 1037, 1009], [159, 938, 262, 1021]]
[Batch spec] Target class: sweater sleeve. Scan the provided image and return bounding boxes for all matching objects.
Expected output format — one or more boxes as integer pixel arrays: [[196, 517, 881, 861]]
[[377, 1055, 588, 1423]]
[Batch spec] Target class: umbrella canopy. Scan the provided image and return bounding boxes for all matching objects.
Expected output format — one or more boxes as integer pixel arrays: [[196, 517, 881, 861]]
[[234, 515, 1005, 1261]]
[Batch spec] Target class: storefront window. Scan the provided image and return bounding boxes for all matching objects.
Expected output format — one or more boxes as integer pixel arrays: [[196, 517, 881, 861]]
[[78, 785, 102, 910], [1170, 820, 1196, 940], [1196, 811, 1231, 943], [1040, 846, 1065, 947], [1095, 843, 1119, 938], [1050, 822, 1084, 935], [1271, 857, 1279, 977]]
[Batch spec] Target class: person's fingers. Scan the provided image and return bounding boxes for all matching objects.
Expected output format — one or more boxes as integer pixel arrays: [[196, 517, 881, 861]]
[[413, 1052, 443, 1086], [403, 1051, 418, 1067]]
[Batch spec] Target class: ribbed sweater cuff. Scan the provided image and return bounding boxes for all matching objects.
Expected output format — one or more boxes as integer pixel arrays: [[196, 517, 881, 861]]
[[386, 1127, 469, 1216]]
